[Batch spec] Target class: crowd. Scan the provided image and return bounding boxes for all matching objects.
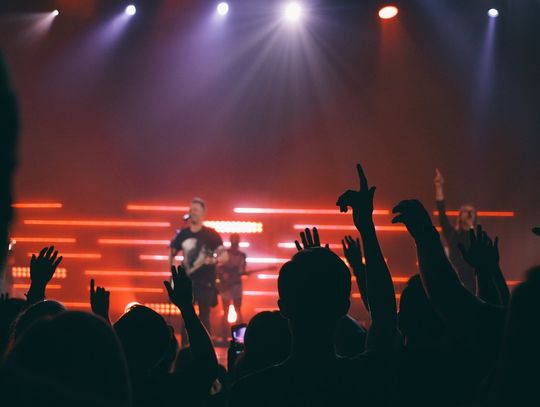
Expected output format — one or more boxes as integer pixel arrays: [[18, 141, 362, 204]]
[[1, 55, 539, 407]]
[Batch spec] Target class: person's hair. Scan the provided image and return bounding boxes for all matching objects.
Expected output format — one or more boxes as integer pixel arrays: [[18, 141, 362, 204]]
[[0, 297, 26, 355], [278, 248, 351, 323], [10, 300, 66, 343], [113, 305, 177, 382], [191, 197, 206, 211], [1, 311, 131, 407]]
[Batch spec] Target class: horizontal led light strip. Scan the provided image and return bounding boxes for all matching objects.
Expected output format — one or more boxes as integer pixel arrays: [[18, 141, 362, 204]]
[[203, 221, 263, 234], [99, 238, 170, 246], [98, 238, 249, 248], [12, 267, 67, 279], [433, 210, 514, 217], [256, 274, 410, 284], [127, 204, 190, 212], [12, 203, 63, 209], [24, 220, 171, 227], [277, 242, 343, 250], [63, 302, 91, 308], [85, 270, 171, 277], [13, 283, 62, 289], [139, 255, 286, 264], [10, 237, 76, 243], [294, 224, 408, 232], [106, 287, 164, 293], [243, 291, 402, 300], [26, 253, 102, 259], [234, 207, 390, 215]]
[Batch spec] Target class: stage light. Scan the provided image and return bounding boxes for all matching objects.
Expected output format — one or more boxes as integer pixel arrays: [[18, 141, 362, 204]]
[[488, 8, 499, 18], [217, 2, 229, 16], [125, 5, 136, 16], [124, 302, 141, 313], [378, 6, 399, 20], [284, 2, 302, 22], [227, 304, 238, 323], [52, 10, 60, 16]]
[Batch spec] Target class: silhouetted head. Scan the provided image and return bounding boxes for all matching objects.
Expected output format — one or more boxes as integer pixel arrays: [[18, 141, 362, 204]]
[[230, 233, 240, 250], [398, 275, 444, 347], [491, 266, 540, 405], [11, 300, 66, 343], [189, 197, 206, 225], [0, 55, 19, 267], [114, 305, 177, 382], [278, 248, 351, 325], [245, 311, 291, 364], [335, 314, 367, 357], [1, 311, 131, 407], [456, 204, 477, 231]]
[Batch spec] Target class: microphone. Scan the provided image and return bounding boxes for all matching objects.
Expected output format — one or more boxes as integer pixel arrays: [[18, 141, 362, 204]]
[[183, 213, 191, 221]]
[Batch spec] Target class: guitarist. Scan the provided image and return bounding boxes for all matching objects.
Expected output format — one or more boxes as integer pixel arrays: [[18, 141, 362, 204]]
[[216, 233, 246, 336], [169, 197, 228, 343]]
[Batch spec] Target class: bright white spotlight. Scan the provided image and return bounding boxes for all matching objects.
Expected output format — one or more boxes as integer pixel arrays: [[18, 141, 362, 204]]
[[125, 4, 136, 16], [217, 2, 229, 16], [284, 2, 302, 22], [52, 9, 59, 16], [379, 6, 399, 20], [488, 8, 499, 18]]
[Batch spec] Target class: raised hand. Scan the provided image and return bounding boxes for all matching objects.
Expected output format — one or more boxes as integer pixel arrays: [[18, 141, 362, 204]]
[[342, 235, 364, 272], [434, 168, 444, 201], [29, 246, 62, 289], [336, 164, 376, 231], [164, 265, 193, 311], [458, 225, 499, 271], [295, 227, 329, 251], [392, 199, 435, 240], [90, 279, 110, 322]]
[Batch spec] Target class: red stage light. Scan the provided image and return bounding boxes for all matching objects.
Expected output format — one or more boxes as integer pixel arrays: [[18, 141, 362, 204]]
[[10, 237, 76, 243], [126, 204, 190, 212], [379, 6, 399, 20], [432, 210, 515, 217], [234, 207, 390, 215], [85, 270, 171, 277], [12, 266, 67, 279], [12, 202, 63, 209], [26, 252, 101, 259], [203, 221, 263, 234]]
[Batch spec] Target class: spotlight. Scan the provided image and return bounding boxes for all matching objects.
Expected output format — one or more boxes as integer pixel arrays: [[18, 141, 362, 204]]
[[217, 2, 229, 16], [125, 4, 136, 16], [488, 8, 499, 18], [52, 9, 59, 16], [284, 2, 302, 22], [378, 6, 399, 20]]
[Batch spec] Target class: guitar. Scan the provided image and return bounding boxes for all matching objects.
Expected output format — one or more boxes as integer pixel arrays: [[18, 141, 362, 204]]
[[184, 246, 220, 277]]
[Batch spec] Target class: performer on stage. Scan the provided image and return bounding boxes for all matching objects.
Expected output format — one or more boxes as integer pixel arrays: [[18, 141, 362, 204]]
[[169, 197, 228, 343], [434, 169, 477, 293], [216, 233, 246, 335]]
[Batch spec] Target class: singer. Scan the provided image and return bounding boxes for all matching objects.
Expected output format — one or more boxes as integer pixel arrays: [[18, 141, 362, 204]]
[[169, 197, 228, 344]]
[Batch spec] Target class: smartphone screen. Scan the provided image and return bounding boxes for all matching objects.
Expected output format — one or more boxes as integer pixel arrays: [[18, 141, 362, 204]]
[[231, 323, 247, 344]]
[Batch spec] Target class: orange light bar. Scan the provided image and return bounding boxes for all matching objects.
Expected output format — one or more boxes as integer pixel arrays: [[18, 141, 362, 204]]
[[433, 210, 515, 217], [257, 273, 278, 280], [105, 287, 164, 293], [203, 221, 263, 234], [224, 241, 251, 248], [13, 283, 62, 289], [10, 237, 76, 243], [85, 270, 171, 277], [234, 207, 390, 215], [24, 220, 171, 227], [139, 255, 184, 261], [127, 204, 190, 212], [26, 253, 101, 259], [293, 224, 408, 232], [244, 290, 279, 296], [277, 242, 343, 250], [98, 238, 170, 246], [12, 266, 67, 279], [12, 203, 63, 209]]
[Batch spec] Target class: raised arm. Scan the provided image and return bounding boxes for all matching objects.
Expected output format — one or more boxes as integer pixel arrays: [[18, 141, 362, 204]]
[[337, 164, 397, 352], [458, 226, 509, 306], [27, 246, 63, 304], [434, 169, 455, 239], [164, 266, 218, 390], [342, 235, 370, 313], [391, 200, 503, 346], [90, 279, 111, 323]]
